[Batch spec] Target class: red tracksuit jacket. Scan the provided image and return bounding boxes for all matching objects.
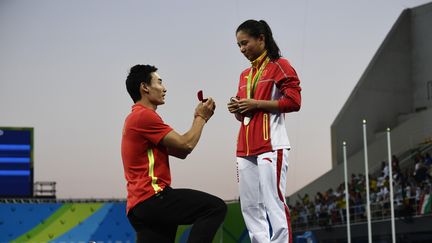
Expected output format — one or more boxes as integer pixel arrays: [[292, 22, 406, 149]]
[[235, 57, 301, 156]]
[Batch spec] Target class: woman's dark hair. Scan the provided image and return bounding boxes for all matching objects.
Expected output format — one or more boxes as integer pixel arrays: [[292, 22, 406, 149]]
[[236, 19, 281, 60], [125, 64, 158, 102]]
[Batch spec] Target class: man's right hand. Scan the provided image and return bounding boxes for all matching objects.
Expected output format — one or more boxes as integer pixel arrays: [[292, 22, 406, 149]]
[[194, 97, 215, 122], [163, 97, 215, 159]]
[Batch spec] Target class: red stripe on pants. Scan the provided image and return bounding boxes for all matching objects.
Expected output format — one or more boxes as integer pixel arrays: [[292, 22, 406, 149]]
[[276, 149, 292, 243]]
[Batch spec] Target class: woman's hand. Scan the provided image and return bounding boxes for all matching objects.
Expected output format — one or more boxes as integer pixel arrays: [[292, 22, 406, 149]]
[[237, 98, 259, 114], [227, 97, 240, 114]]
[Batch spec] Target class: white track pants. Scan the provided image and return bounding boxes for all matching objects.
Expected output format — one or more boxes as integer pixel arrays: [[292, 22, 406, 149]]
[[237, 149, 291, 243]]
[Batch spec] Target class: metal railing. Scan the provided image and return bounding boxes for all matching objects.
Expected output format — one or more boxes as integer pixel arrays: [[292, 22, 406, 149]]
[[33, 181, 56, 198], [291, 196, 430, 232]]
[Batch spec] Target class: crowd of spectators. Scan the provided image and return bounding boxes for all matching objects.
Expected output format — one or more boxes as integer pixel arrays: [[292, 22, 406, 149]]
[[289, 149, 432, 230]]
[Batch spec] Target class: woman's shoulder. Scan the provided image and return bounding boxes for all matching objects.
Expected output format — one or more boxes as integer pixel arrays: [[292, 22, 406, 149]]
[[271, 57, 297, 74], [271, 57, 291, 66]]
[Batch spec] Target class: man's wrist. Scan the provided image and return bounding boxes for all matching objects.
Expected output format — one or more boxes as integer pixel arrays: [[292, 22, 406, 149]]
[[194, 114, 208, 123]]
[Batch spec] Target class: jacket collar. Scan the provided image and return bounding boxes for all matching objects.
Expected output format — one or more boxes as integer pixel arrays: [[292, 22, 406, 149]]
[[251, 50, 268, 69]]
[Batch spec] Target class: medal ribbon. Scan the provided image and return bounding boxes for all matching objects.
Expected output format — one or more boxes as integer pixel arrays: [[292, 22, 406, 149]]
[[246, 57, 270, 99]]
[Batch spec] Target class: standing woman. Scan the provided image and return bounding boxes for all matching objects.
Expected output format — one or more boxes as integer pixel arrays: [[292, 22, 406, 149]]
[[227, 19, 301, 243]]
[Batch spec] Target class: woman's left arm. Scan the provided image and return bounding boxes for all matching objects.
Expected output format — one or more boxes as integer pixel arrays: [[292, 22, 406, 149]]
[[237, 61, 301, 114]]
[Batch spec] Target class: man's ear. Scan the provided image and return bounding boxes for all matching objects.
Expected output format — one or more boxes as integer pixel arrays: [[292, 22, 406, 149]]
[[141, 82, 149, 93]]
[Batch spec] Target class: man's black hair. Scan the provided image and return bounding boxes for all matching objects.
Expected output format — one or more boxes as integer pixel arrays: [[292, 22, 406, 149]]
[[125, 64, 158, 103]]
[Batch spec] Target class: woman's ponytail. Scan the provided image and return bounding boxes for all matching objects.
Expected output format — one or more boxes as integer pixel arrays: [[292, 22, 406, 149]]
[[258, 20, 281, 60]]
